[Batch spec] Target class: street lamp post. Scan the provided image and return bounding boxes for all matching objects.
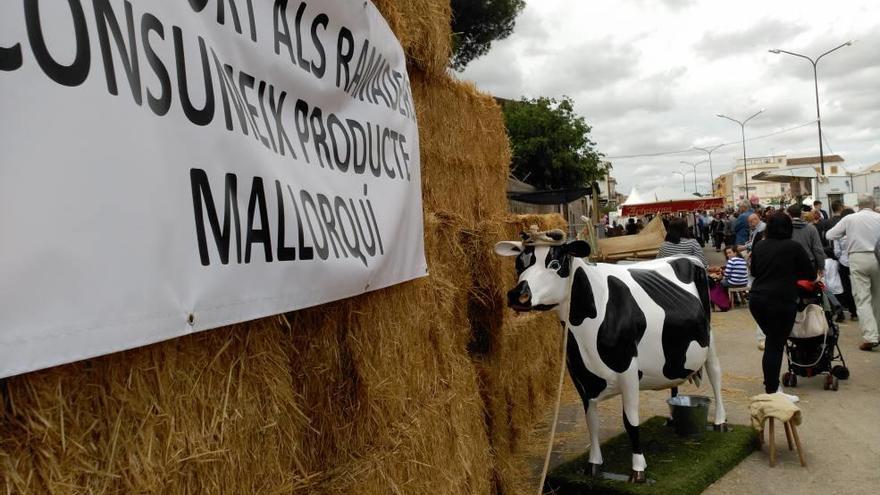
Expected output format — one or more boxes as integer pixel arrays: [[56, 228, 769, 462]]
[[673, 170, 691, 192], [769, 41, 853, 177], [693, 144, 723, 196], [717, 109, 764, 204], [680, 160, 708, 194]]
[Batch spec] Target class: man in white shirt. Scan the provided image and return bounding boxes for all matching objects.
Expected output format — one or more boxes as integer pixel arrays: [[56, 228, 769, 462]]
[[826, 195, 880, 350]]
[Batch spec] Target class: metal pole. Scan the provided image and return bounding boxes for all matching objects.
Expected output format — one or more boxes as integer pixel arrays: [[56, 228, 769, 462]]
[[680, 160, 707, 194], [769, 41, 853, 201], [741, 124, 748, 203], [673, 171, 688, 191], [813, 62, 825, 176], [709, 154, 715, 196], [694, 145, 723, 197], [718, 111, 762, 204]]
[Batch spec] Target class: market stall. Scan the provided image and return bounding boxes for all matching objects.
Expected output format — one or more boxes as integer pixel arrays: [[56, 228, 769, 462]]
[[593, 187, 724, 261]]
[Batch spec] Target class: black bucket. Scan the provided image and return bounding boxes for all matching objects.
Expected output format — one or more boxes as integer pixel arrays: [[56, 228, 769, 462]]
[[667, 395, 711, 438]]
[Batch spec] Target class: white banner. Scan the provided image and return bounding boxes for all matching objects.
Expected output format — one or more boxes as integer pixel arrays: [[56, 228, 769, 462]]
[[0, 0, 426, 378]]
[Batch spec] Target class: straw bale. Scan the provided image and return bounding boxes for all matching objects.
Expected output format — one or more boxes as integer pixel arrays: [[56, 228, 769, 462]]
[[412, 72, 510, 224], [372, 0, 452, 77], [0, 320, 312, 494], [477, 311, 565, 495], [281, 212, 493, 495]]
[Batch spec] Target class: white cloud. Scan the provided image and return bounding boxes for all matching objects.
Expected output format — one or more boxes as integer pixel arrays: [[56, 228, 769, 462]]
[[459, 0, 880, 194]]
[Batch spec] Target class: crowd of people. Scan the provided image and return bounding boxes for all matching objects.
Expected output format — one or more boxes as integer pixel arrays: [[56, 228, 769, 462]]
[[603, 217, 645, 237], [651, 195, 880, 401]]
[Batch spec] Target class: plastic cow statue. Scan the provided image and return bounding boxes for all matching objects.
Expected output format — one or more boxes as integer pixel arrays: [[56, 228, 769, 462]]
[[495, 227, 726, 483]]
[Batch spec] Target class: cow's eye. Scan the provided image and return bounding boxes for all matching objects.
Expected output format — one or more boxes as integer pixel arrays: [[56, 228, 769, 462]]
[[548, 260, 561, 271]]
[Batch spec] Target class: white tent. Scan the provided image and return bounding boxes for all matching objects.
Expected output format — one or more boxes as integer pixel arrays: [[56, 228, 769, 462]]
[[622, 187, 645, 205], [622, 186, 697, 205]]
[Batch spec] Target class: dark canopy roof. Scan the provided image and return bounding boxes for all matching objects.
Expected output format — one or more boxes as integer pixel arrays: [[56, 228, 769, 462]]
[[506, 186, 593, 205]]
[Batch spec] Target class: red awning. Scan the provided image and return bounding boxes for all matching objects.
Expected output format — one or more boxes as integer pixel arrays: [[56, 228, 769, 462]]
[[621, 197, 725, 216]]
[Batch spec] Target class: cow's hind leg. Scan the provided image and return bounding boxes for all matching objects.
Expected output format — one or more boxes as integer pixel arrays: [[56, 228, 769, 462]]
[[620, 364, 646, 483], [585, 399, 603, 475], [706, 333, 728, 430]]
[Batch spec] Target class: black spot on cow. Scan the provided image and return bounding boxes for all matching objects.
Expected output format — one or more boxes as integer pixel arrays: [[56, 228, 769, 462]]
[[596, 276, 647, 373], [569, 267, 597, 325], [667, 258, 711, 320], [668, 257, 696, 284], [546, 246, 573, 277], [515, 247, 536, 275], [630, 268, 710, 380], [566, 329, 607, 401], [638, 370, 643, 380], [623, 409, 642, 454]]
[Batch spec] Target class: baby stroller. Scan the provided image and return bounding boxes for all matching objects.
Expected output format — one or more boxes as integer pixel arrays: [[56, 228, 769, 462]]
[[782, 280, 850, 391]]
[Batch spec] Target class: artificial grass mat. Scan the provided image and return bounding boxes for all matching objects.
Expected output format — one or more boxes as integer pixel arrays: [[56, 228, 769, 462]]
[[545, 416, 758, 495]]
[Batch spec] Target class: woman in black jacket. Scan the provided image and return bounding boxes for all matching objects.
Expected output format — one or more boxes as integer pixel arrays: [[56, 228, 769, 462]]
[[749, 212, 817, 397]]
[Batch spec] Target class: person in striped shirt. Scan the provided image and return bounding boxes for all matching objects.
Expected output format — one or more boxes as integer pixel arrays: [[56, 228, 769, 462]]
[[656, 217, 708, 267], [721, 247, 749, 288]]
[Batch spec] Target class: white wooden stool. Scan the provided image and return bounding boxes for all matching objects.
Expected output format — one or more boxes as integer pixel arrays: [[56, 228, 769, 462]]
[[728, 286, 750, 307]]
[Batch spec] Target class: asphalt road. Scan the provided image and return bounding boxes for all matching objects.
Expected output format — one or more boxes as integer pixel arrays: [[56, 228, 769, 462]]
[[526, 247, 880, 494]]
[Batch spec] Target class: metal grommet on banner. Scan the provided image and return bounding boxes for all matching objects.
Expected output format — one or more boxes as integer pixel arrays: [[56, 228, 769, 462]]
[[187, 313, 195, 326]]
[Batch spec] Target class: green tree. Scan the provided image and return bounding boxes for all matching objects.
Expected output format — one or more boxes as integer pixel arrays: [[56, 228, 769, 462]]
[[450, 0, 525, 71], [502, 96, 604, 190]]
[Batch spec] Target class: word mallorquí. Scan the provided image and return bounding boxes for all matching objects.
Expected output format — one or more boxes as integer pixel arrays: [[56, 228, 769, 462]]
[[191, 168, 383, 268]]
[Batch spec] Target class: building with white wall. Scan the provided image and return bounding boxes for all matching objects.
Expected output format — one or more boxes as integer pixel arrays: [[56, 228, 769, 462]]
[[849, 162, 880, 205], [714, 154, 849, 206]]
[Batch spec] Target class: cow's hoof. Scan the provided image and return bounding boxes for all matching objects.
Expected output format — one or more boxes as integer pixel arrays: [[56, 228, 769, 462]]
[[713, 423, 730, 432], [584, 463, 601, 477], [628, 470, 647, 484]]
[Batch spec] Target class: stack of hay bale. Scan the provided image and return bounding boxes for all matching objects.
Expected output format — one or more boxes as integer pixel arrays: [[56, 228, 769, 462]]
[[0, 1, 569, 493]]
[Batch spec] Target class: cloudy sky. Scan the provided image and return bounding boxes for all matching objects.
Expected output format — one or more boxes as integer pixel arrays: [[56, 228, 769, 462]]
[[459, 0, 880, 196]]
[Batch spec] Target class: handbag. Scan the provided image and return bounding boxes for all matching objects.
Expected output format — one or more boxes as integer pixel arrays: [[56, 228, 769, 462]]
[[790, 304, 828, 339], [824, 259, 844, 295]]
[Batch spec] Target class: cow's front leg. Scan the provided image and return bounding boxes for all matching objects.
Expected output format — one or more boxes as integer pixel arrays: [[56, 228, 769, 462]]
[[584, 399, 603, 475], [705, 334, 728, 430], [620, 363, 646, 483]]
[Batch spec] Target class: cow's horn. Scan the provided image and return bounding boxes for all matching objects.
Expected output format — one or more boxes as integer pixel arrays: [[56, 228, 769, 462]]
[[522, 226, 567, 246]]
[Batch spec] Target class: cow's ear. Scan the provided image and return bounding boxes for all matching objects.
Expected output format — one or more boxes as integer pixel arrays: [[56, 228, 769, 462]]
[[494, 241, 523, 256], [564, 240, 591, 258]]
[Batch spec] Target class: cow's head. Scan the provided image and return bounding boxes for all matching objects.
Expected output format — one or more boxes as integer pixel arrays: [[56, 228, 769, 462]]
[[494, 231, 591, 312]]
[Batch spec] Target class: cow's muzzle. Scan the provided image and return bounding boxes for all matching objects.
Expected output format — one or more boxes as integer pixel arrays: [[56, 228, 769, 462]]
[[507, 281, 557, 312], [507, 281, 535, 312], [507, 281, 532, 311]]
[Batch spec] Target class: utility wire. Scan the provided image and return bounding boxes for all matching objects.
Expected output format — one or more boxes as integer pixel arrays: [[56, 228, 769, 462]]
[[604, 120, 819, 160], [823, 132, 835, 155]]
